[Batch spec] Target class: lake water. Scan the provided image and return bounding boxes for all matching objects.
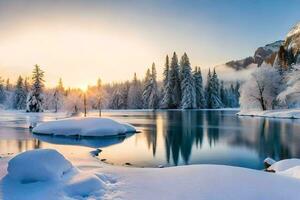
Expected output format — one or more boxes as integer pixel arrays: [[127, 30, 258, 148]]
[[1, 110, 300, 169]]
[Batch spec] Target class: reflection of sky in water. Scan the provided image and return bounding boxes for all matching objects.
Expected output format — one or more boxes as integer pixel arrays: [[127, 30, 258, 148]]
[[1, 110, 300, 169]]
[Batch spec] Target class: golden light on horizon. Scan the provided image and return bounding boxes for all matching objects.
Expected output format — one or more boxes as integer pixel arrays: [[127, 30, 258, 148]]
[[0, 21, 160, 88]]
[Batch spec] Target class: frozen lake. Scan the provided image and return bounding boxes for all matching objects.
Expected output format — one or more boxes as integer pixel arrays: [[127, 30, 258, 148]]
[[1, 110, 300, 169]]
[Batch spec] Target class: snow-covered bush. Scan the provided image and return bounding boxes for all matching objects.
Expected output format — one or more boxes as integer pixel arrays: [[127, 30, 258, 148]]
[[7, 149, 73, 183], [240, 65, 281, 110]]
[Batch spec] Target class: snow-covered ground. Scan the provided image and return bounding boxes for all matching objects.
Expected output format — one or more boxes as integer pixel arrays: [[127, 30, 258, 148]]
[[32, 117, 137, 137], [238, 109, 300, 119], [1, 149, 300, 200]]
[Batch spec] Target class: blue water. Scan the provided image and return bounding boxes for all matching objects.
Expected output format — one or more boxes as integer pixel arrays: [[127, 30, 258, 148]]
[[1, 110, 300, 169]]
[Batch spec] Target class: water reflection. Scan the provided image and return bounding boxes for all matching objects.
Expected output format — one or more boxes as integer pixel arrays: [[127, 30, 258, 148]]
[[100, 110, 300, 169], [1, 110, 300, 169], [33, 134, 130, 148]]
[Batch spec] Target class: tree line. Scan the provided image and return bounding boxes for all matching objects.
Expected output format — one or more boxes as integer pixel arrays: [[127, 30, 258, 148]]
[[0, 52, 240, 113]]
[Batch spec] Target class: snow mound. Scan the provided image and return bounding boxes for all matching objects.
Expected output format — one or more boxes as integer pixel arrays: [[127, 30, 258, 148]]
[[269, 159, 300, 172], [64, 172, 105, 198], [7, 149, 73, 183], [279, 166, 300, 179], [32, 117, 136, 137]]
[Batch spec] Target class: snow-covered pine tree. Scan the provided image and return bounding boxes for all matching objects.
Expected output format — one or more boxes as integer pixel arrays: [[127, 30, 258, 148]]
[[180, 53, 196, 109], [205, 69, 212, 108], [0, 77, 6, 104], [52, 78, 64, 112], [219, 81, 228, 107], [127, 73, 143, 109], [110, 88, 124, 109], [148, 63, 159, 109], [193, 67, 206, 108], [168, 52, 181, 108], [24, 77, 30, 94], [6, 78, 12, 91], [210, 69, 223, 108], [13, 76, 27, 110], [96, 78, 103, 116], [161, 55, 172, 108], [26, 64, 45, 112], [142, 69, 152, 108]]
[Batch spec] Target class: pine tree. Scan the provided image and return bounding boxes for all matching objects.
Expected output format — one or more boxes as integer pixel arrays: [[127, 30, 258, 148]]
[[142, 69, 152, 108], [53, 78, 64, 112], [6, 78, 12, 91], [127, 73, 143, 109], [206, 68, 222, 108], [161, 55, 172, 108], [180, 53, 196, 109], [26, 64, 45, 112], [205, 69, 212, 108], [0, 77, 6, 104], [110, 88, 124, 109], [149, 63, 159, 109], [193, 67, 205, 108], [219, 81, 227, 107], [210, 69, 223, 108], [13, 76, 27, 109], [96, 78, 103, 116], [168, 52, 181, 108], [24, 77, 30, 93]]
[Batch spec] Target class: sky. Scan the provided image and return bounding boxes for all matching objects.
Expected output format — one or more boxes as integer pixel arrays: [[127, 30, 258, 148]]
[[0, 0, 299, 88]]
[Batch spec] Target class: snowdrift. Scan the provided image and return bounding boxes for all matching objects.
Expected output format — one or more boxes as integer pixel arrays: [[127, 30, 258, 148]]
[[4, 149, 105, 199], [32, 117, 136, 137], [8, 149, 72, 183]]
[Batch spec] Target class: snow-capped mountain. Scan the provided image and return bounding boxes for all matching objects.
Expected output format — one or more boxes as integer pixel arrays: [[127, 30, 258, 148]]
[[284, 22, 300, 63], [215, 40, 283, 81], [223, 40, 283, 71]]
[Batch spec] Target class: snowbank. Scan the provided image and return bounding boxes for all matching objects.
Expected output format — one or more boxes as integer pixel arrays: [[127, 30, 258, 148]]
[[7, 149, 73, 183], [101, 163, 300, 200], [2, 149, 105, 199], [2, 149, 300, 200], [237, 109, 300, 119], [268, 159, 300, 172], [32, 117, 136, 137]]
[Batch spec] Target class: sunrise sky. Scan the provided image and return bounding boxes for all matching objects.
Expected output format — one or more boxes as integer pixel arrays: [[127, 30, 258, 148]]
[[0, 0, 299, 88]]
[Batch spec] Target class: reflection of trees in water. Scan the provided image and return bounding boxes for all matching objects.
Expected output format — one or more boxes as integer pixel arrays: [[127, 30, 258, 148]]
[[230, 118, 296, 161], [143, 112, 157, 156], [0, 138, 42, 154], [206, 111, 220, 147], [164, 111, 204, 165], [256, 119, 290, 160]]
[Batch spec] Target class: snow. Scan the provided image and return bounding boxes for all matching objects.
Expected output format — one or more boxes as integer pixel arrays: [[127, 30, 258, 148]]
[[2, 149, 300, 199], [268, 159, 300, 172], [7, 149, 73, 183], [1, 149, 105, 200], [286, 22, 300, 38], [32, 117, 136, 137], [237, 108, 300, 119]]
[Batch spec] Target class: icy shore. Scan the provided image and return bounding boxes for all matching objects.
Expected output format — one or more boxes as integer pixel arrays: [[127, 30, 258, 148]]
[[237, 109, 300, 119]]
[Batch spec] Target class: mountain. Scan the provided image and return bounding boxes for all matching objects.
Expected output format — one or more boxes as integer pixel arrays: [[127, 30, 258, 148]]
[[224, 40, 284, 71], [274, 22, 300, 68]]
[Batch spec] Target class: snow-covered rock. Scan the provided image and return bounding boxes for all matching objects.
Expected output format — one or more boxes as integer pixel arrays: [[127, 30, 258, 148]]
[[32, 117, 136, 137], [7, 149, 73, 183], [264, 157, 276, 169], [268, 159, 300, 172]]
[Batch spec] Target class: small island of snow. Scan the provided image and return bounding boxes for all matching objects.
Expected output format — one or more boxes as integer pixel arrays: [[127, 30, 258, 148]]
[[32, 117, 136, 137]]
